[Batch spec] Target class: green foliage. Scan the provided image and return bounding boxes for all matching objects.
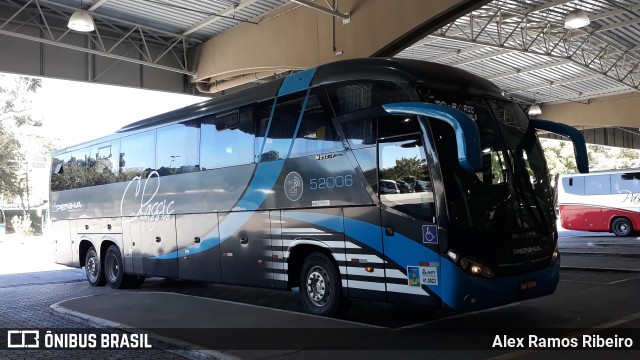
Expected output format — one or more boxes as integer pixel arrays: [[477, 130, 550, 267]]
[[541, 138, 640, 177], [0, 75, 43, 206], [0, 132, 21, 199], [380, 156, 428, 183]]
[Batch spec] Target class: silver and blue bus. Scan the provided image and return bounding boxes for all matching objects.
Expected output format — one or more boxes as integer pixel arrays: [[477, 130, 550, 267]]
[[50, 58, 588, 316]]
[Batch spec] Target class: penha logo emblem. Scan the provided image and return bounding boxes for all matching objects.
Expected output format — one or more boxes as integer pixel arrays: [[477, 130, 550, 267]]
[[284, 172, 304, 201]]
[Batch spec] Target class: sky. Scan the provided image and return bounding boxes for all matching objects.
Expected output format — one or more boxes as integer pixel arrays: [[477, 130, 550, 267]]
[[29, 77, 205, 148]]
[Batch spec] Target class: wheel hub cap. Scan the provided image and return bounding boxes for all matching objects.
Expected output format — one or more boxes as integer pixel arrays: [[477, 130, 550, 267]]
[[87, 257, 97, 276], [306, 266, 331, 306]]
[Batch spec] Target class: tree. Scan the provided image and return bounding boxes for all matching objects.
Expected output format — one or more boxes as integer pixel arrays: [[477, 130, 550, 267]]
[[541, 138, 640, 177], [380, 156, 428, 184], [0, 75, 42, 209]]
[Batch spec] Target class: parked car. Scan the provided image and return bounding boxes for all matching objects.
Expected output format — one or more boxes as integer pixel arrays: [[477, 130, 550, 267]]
[[414, 180, 432, 192], [379, 179, 400, 194], [396, 180, 413, 193]]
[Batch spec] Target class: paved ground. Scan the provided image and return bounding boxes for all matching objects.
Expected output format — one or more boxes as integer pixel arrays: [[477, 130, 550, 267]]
[[557, 224, 640, 270], [0, 230, 638, 359], [0, 234, 188, 359]]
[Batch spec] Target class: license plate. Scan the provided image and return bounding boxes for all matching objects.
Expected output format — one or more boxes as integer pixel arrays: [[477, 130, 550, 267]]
[[520, 279, 537, 291]]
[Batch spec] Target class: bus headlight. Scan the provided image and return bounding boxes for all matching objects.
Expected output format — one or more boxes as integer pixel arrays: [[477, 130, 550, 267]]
[[447, 250, 496, 279]]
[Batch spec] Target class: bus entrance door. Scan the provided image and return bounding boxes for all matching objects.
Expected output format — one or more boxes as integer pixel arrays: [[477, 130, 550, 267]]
[[377, 132, 441, 306]]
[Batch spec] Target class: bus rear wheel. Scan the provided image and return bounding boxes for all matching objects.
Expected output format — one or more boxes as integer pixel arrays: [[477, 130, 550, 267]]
[[299, 252, 343, 317], [104, 245, 144, 289], [85, 246, 106, 286], [612, 218, 633, 237]]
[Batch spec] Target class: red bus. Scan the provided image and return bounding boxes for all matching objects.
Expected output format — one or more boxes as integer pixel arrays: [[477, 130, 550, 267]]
[[558, 169, 640, 237]]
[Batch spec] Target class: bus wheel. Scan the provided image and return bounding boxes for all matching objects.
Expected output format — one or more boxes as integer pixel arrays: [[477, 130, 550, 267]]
[[612, 218, 633, 237], [104, 245, 126, 288], [104, 245, 145, 289], [85, 246, 106, 286], [299, 252, 342, 317]]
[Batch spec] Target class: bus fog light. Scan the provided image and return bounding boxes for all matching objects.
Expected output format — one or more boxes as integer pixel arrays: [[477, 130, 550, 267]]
[[464, 294, 476, 305], [447, 250, 459, 263]]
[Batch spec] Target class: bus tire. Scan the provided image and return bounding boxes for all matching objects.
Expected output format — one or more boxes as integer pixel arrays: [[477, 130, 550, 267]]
[[612, 218, 633, 237], [85, 246, 106, 286], [104, 245, 126, 288], [104, 245, 145, 289], [299, 252, 343, 317]]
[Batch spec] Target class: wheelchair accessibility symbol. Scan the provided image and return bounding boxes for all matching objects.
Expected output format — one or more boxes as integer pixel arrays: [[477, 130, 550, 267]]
[[422, 225, 438, 244]]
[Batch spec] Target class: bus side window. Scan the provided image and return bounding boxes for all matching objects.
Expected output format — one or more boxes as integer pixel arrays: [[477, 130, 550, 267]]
[[120, 131, 155, 181], [326, 80, 410, 115], [51, 152, 71, 191], [87, 141, 119, 187], [257, 92, 306, 162], [290, 91, 343, 158], [562, 176, 584, 195], [585, 175, 610, 196], [201, 107, 256, 170], [343, 117, 376, 148], [156, 120, 199, 176], [612, 172, 640, 194]]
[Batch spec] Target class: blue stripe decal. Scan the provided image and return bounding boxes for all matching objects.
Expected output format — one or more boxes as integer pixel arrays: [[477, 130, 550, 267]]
[[279, 212, 441, 296], [278, 68, 317, 97], [280, 211, 345, 234], [233, 161, 284, 211], [153, 234, 220, 260], [152, 161, 285, 260]]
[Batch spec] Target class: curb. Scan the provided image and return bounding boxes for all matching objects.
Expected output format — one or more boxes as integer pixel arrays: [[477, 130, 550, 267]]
[[560, 251, 640, 258], [560, 266, 640, 273], [49, 300, 239, 360]]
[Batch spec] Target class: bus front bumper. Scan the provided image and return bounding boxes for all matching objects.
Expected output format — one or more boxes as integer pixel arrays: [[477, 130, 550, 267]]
[[440, 255, 561, 312]]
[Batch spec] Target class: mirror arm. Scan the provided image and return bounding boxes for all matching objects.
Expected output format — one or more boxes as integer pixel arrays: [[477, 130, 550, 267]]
[[383, 102, 482, 172], [531, 119, 589, 174]]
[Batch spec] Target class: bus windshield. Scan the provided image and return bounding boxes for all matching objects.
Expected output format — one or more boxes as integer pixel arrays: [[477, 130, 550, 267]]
[[421, 91, 554, 236]]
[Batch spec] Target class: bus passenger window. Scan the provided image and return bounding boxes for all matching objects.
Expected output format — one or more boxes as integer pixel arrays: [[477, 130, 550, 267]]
[[156, 120, 199, 176], [50, 152, 72, 191], [257, 92, 305, 162], [343, 118, 376, 148], [201, 108, 255, 170], [613, 172, 640, 193], [87, 141, 120, 186], [290, 93, 343, 158], [327, 81, 410, 115], [120, 131, 155, 181], [585, 175, 610, 196]]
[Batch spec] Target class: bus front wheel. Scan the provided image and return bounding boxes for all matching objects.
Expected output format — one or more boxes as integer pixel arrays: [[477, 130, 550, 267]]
[[85, 246, 106, 286], [299, 252, 343, 317], [612, 218, 633, 237]]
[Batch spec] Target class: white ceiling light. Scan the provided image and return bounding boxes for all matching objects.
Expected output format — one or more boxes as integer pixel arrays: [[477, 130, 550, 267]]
[[528, 104, 542, 116], [565, 9, 590, 29], [68, 10, 95, 32]]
